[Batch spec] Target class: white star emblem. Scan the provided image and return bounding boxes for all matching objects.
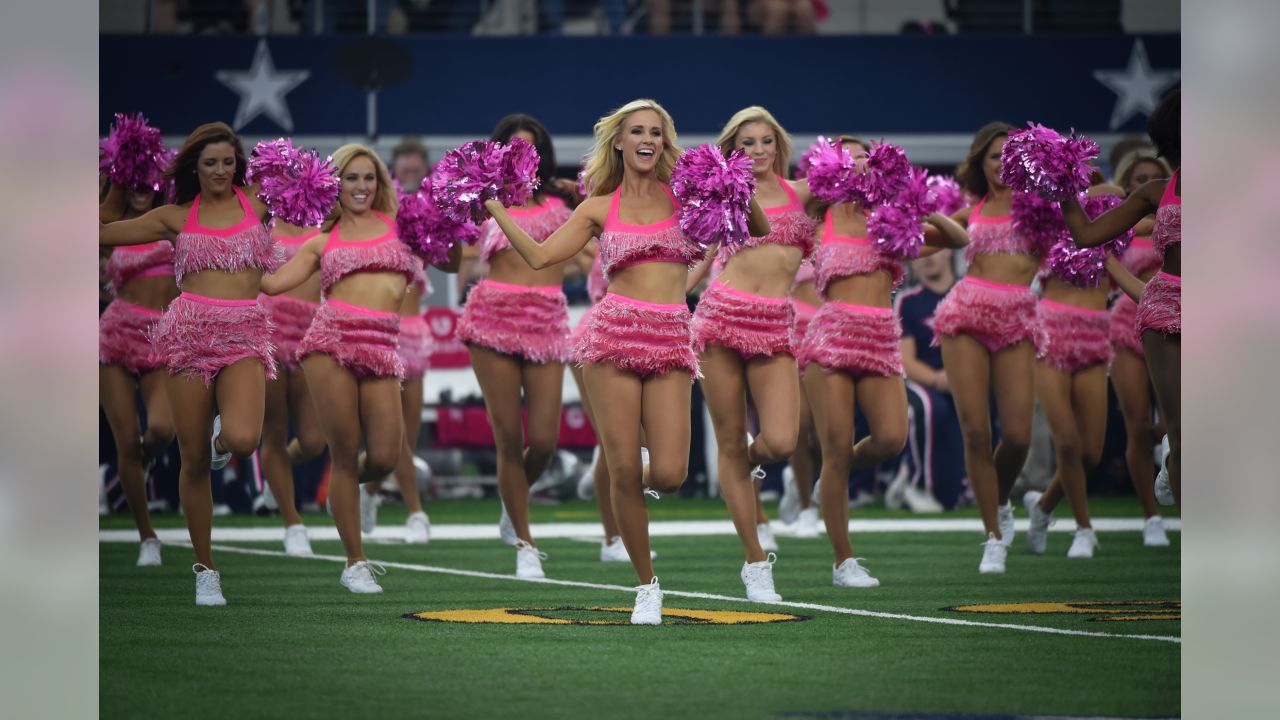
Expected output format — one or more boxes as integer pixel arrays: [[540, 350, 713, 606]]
[[1093, 39, 1180, 130], [216, 39, 309, 132]]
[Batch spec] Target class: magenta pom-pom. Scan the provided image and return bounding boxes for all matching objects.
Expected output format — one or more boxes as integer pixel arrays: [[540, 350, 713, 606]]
[[793, 145, 817, 180], [245, 138, 295, 186], [249, 139, 341, 227], [1044, 193, 1132, 287], [431, 139, 541, 224], [99, 113, 171, 192], [496, 137, 540, 207], [999, 123, 1100, 200], [670, 144, 756, 248], [1011, 191, 1067, 250], [852, 141, 912, 206], [869, 167, 935, 258], [927, 175, 967, 215], [802, 136, 860, 203], [397, 178, 480, 265]]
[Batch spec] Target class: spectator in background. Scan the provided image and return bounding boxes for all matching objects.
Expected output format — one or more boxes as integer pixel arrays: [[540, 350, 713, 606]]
[[748, 0, 815, 34], [1107, 136, 1153, 179], [895, 250, 967, 510], [389, 137, 430, 194], [649, 0, 743, 35]]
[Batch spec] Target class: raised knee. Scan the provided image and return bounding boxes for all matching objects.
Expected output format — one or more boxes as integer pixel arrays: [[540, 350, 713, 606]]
[[648, 463, 687, 494], [146, 419, 176, 445], [218, 426, 261, 457], [364, 446, 398, 477], [873, 430, 908, 460], [759, 428, 799, 462], [296, 433, 327, 462], [1054, 436, 1083, 465], [525, 433, 559, 462]]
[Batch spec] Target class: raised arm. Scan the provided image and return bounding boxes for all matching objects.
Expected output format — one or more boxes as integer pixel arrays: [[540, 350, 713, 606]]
[[433, 239, 463, 274], [483, 197, 601, 271], [1061, 179, 1163, 248], [923, 212, 970, 249], [684, 243, 720, 294], [260, 233, 325, 295], [1104, 254, 1146, 303], [746, 196, 771, 237], [99, 205, 185, 247], [99, 182, 127, 224]]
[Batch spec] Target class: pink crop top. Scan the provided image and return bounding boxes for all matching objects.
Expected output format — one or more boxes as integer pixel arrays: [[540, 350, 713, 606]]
[[598, 184, 703, 277], [479, 195, 572, 264], [715, 176, 817, 263], [813, 207, 904, 295], [965, 195, 1045, 265], [1120, 236, 1161, 277], [1152, 170, 1181, 259], [791, 257, 816, 291], [105, 240, 174, 295], [586, 249, 607, 303], [271, 227, 321, 263], [320, 211, 421, 295], [173, 186, 281, 286]]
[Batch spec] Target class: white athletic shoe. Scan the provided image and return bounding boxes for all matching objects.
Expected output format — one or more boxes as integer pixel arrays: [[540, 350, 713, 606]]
[[631, 577, 663, 625], [515, 539, 547, 579], [577, 447, 600, 501], [741, 553, 782, 602], [757, 522, 779, 552], [283, 524, 313, 557], [979, 533, 1007, 575], [340, 560, 386, 593], [779, 467, 801, 524], [405, 511, 431, 544], [997, 501, 1015, 547], [1143, 516, 1170, 547], [136, 538, 162, 567], [883, 462, 909, 510], [600, 536, 656, 562], [1067, 528, 1098, 559], [903, 484, 945, 513], [1154, 435, 1174, 506], [359, 488, 380, 535], [1022, 491, 1053, 555], [210, 415, 231, 471], [795, 506, 820, 538], [193, 563, 226, 606], [498, 504, 518, 545], [832, 557, 880, 588]]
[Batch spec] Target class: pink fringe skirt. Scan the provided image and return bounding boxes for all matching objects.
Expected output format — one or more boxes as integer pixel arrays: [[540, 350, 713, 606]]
[[691, 281, 795, 359], [148, 292, 277, 386], [456, 279, 570, 364], [99, 299, 165, 375], [261, 294, 319, 372], [575, 293, 699, 380], [398, 313, 433, 378], [791, 299, 819, 349], [931, 276, 1046, 354], [298, 299, 403, 380], [1135, 271, 1181, 336], [568, 305, 597, 366], [1109, 295, 1143, 357], [798, 301, 903, 377], [1037, 300, 1112, 373]]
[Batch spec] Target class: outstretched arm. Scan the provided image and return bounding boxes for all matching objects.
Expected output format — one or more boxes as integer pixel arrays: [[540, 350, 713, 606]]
[[433, 240, 463, 274], [923, 212, 970, 249], [260, 234, 325, 295], [99, 182, 127, 224], [483, 198, 600, 270], [99, 205, 184, 246], [1062, 179, 1163, 248]]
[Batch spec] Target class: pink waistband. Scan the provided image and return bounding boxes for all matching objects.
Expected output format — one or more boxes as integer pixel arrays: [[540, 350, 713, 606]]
[[483, 279, 564, 295], [180, 291, 257, 307], [134, 267, 176, 280], [1156, 270, 1181, 284], [829, 300, 893, 316], [963, 275, 1031, 293], [326, 298, 399, 319], [792, 299, 820, 314], [260, 293, 321, 307], [113, 299, 165, 317], [1040, 298, 1108, 317], [711, 280, 789, 305], [606, 292, 687, 311]]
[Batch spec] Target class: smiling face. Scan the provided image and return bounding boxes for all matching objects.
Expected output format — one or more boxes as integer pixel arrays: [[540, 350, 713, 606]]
[[127, 189, 156, 214], [983, 135, 1008, 191], [391, 153, 427, 194], [617, 109, 664, 173], [196, 141, 237, 194], [339, 154, 378, 214], [735, 121, 778, 176]]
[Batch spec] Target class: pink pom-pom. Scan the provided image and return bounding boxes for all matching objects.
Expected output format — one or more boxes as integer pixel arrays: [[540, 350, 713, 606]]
[[431, 140, 541, 224], [1048, 192, 1134, 286], [852, 141, 912, 206], [397, 178, 480, 265], [99, 113, 171, 192], [999, 123, 1100, 200], [802, 136, 859, 203], [496, 137, 540, 207], [793, 145, 817, 180], [249, 139, 341, 227], [869, 167, 935, 259], [670, 144, 756, 248], [927, 175, 968, 216], [1011, 191, 1067, 250]]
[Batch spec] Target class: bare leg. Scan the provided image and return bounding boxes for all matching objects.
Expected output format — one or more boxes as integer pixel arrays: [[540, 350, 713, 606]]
[[573, 364, 619, 540], [394, 373, 426, 514], [302, 354, 367, 564], [700, 344, 766, 563], [850, 375, 909, 473], [522, 360, 566, 490], [1142, 331, 1181, 505], [1111, 348, 1160, 517], [584, 362, 648, 581], [137, 369, 175, 466], [804, 366, 857, 562], [285, 366, 326, 465], [746, 353, 801, 525], [164, 372, 217, 567], [791, 378, 818, 507], [940, 335, 1000, 538], [1036, 362, 1091, 528], [990, 342, 1036, 505], [260, 373, 304, 526], [100, 364, 157, 541], [470, 345, 537, 545]]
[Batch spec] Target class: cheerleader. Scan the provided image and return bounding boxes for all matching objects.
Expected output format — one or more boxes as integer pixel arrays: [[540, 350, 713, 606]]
[[778, 257, 822, 538]]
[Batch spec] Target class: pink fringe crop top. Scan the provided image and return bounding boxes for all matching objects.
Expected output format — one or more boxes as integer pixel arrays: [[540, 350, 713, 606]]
[[1152, 170, 1181, 259], [320, 211, 422, 295], [174, 186, 282, 286], [586, 249, 607, 303], [598, 184, 703, 277], [715, 176, 817, 263], [479, 195, 572, 264], [105, 240, 174, 295], [965, 195, 1044, 265], [1120, 236, 1161, 277], [813, 207, 904, 295]]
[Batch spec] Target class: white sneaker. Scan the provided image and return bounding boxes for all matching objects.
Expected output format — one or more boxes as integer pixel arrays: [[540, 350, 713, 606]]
[[1155, 435, 1174, 506], [741, 552, 782, 602], [498, 504, 517, 545], [779, 467, 801, 523], [137, 538, 162, 567], [997, 501, 1015, 547], [193, 563, 226, 606], [979, 533, 1007, 574], [340, 560, 386, 593], [631, 576, 663, 625], [757, 522, 779, 552], [600, 536, 656, 562], [359, 488, 380, 535], [884, 463, 909, 510], [1143, 516, 1170, 547], [405, 511, 431, 544], [903, 484, 945, 513], [578, 447, 601, 500], [283, 524, 313, 556], [850, 490, 877, 509], [515, 539, 547, 579], [1022, 491, 1053, 555], [795, 506, 820, 538], [832, 557, 880, 588], [1067, 528, 1098, 559], [210, 415, 231, 471]]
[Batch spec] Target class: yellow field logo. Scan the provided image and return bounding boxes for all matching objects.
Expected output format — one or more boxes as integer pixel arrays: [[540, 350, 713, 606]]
[[404, 607, 809, 626], [946, 600, 1180, 622]]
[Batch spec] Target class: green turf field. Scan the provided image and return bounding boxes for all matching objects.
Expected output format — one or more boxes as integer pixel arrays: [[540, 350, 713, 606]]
[[100, 499, 1180, 719]]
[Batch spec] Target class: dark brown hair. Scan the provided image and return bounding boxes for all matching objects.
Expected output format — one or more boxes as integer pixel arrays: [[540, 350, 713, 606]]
[[390, 137, 430, 166], [957, 121, 1014, 197], [164, 122, 247, 206], [1146, 89, 1180, 169], [491, 113, 571, 205]]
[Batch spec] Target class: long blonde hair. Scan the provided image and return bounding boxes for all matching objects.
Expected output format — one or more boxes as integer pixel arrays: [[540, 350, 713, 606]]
[[582, 99, 681, 197], [716, 106, 792, 178], [324, 143, 398, 231]]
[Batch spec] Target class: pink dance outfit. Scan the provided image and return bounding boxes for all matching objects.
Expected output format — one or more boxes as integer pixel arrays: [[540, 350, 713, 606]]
[[573, 185, 704, 378], [567, 250, 609, 365], [931, 195, 1047, 353], [796, 207, 906, 376], [100, 240, 174, 375], [457, 196, 574, 363], [1134, 171, 1181, 336], [1109, 236, 1160, 357], [691, 177, 817, 359], [296, 211, 419, 380], [790, 259, 818, 348], [260, 228, 321, 372], [397, 260, 433, 377], [1037, 298, 1112, 374], [148, 187, 283, 385]]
